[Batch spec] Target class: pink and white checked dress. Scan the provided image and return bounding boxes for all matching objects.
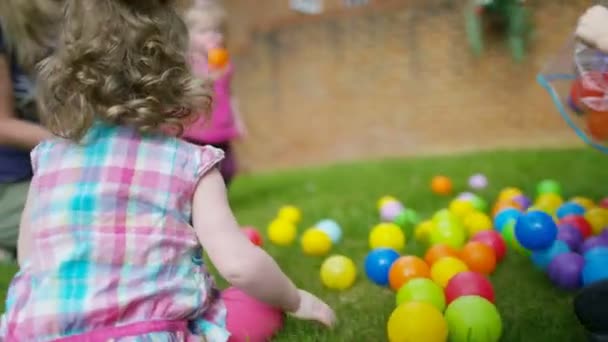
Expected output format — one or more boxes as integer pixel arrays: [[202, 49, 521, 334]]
[[0, 122, 230, 342]]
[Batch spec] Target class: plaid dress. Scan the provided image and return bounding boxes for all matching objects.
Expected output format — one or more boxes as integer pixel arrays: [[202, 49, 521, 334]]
[[0, 123, 229, 342]]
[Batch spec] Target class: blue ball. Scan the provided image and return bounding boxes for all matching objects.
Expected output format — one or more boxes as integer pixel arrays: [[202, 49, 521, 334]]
[[531, 240, 570, 270], [494, 208, 522, 232], [583, 258, 608, 286], [364, 248, 400, 286], [515, 211, 558, 251], [583, 247, 608, 262], [316, 219, 342, 243], [556, 202, 586, 220]]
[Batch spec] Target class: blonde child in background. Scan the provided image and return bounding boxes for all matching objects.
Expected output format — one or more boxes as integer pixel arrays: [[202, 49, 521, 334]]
[[183, 0, 246, 187], [0, 0, 335, 341]]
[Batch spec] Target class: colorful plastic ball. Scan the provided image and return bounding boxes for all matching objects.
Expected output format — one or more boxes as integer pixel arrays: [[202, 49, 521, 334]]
[[369, 223, 405, 251], [531, 240, 570, 270], [380, 200, 405, 222], [470, 230, 507, 262], [556, 202, 586, 220], [395, 278, 445, 311], [582, 258, 608, 286], [570, 196, 596, 210], [600, 197, 608, 209], [277, 205, 302, 224], [432, 208, 460, 225], [498, 187, 523, 203], [242, 226, 263, 247], [547, 252, 585, 290], [457, 192, 476, 201], [449, 199, 476, 220], [463, 211, 492, 237], [222, 287, 283, 341], [207, 47, 230, 69], [316, 219, 342, 243], [560, 215, 593, 238], [557, 223, 585, 252], [424, 244, 460, 266], [388, 256, 431, 291], [468, 173, 488, 190], [414, 220, 435, 244], [430, 256, 469, 288], [301, 228, 332, 256], [601, 229, 608, 241], [387, 302, 448, 342], [534, 193, 564, 215], [492, 200, 522, 218], [444, 296, 502, 342], [445, 271, 495, 304], [501, 222, 531, 256], [493, 208, 521, 233], [585, 207, 608, 235], [431, 175, 453, 196], [429, 223, 466, 249], [537, 179, 562, 196], [378, 195, 398, 210], [267, 219, 297, 246], [393, 208, 419, 229], [514, 210, 558, 251], [364, 248, 400, 286], [320, 255, 357, 290], [460, 241, 497, 275], [583, 247, 608, 262], [512, 194, 532, 211], [580, 236, 608, 255]]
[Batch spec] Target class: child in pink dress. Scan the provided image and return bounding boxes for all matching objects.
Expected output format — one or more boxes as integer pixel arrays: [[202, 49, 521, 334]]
[[182, 0, 245, 186], [0, 1, 335, 341]]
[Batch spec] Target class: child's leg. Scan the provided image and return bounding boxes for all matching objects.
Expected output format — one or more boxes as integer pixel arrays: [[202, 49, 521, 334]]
[[574, 280, 608, 341], [222, 287, 284, 342]]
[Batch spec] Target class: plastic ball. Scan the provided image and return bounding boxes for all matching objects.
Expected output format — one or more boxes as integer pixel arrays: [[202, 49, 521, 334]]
[[267, 219, 297, 246], [463, 194, 488, 212], [583, 257, 608, 286], [602, 229, 608, 240], [512, 194, 532, 211], [387, 302, 448, 342], [430, 256, 469, 288], [460, 241, 497, 275], [493, 208, 521, 233], [449, 199, 476, 220], [585, 207, 608, 235], [364, 248, 400, 286], [320, 255, 357, 290], [514, 210, 558, 251], [429, 223, 466, 249], [395, 278, 445, 311], [316, 219, 342, 243], [369, 223, 405, 251], [301, 228, 332, 256], [463, 211, 492, 237], [560, 215, 593, 238], [445, 271, 495, 304], [242, 226, 263, 247], [424, 244, 460, 266], [492, 200, 523, 218], [378, 195, 398, 210], [556, 202, 586, 220], [537, 179, 562, 196], [580, 236, 608, 255], [547, 252, 585, 290], [380, 200, 405, 222], [431, 175, 453, 196], [498, 187, 523, 203], [388, 256, 431, 291], [600, 197, 608, 209], [433, 208, 459, 225], [222, 287, 283, 341], [444, 296, 502, 342], [583, 246, 608, 262], [570, 196, 596, 210], [587, 110, 608, 141], [457, 192, 476, 201], [501, 221, 531, 256], [469, 173, 488, 190], [393, 208, 419, 229], [531, 240, 570, 270], [414, 220, 434, 243], [470, 230, 507, 262], [277, 205, 302, 224], [557, 223, 585, 251], [534, 193, 564, 215], [207, 47, 230, 69]]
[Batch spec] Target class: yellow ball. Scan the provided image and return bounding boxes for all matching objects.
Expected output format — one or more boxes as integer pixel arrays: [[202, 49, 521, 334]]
[[415, 220, 435, 244], [369, 223, 406, 251], [498, 187, 523, 203], [320, 255, 357, 290], [267, 219, 297, 246], [301, 228, 332, 256], [278, 205, 302, 224], [430, 256, 469, 288], [585, 207, 608, 235], [378, 196, 398, 210], [449, 199, 476, 219], [534, 193, 564, 215], [463, 211, 493, 237], [387, 301, 448, 342], [571, 196, 596, 211]]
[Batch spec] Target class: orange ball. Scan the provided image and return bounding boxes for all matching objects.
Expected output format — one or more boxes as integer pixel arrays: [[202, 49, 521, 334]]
[[587, 110, 608, 141], [492, 200, 523, 218], [208, 48, 230, 69], [424, 244, 460, 266], [460, 241, 497, 275], [388, 256, 431, 291], [431, 176, 453, 196]]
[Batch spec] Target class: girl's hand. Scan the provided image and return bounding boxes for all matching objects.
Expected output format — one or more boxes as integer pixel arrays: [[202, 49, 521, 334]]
[[289, 289, 336, 328], [576, 5, 608, 53]]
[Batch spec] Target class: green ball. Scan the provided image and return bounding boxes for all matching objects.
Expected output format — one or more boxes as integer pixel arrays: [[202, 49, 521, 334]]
[[394, 208, 420, 227], [537, 179, 561, 196], [396, 278, 446, 312], [445, 296, 502, 342], [469, 195, 488, 212], [430, 223, 466, 249], [501, 221, 531, 257]]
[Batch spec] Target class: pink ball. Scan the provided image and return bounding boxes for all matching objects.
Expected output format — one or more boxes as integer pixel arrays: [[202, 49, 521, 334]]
[[242, 227, 263, 247], [470, 230, 507, 262], [445, 271, 495, 304], [223, 287, 284, 342], [601, 198, 608, 209], [380, 201, 405, 222]]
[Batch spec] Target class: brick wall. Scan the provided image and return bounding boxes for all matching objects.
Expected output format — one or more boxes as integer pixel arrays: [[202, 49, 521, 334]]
[[221, 0, 589, 172]]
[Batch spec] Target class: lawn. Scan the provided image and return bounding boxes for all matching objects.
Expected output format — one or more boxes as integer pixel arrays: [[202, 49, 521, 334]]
[[1, 147, 607, 341]]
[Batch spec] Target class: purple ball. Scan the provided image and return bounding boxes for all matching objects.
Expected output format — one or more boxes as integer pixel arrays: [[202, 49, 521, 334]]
[[547, 252, 585, 290], [468, 173, 488, 190], [457, 192, 476, 201], [512, 195, 532, 210], [580, 236, 608, 255], [557, 223, 585, 251], [380, 201, 404, 222], [600, 229, 608, 241]]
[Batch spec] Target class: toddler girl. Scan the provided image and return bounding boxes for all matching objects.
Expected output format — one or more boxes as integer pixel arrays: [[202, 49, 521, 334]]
[[0, 0, 335, 341]]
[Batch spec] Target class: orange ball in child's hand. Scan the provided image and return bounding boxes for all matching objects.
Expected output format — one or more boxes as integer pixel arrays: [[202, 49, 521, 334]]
[[460, 241, 497, 275], [587, 110, 608, 141], [208, 48, 230, 69], [431, 176, 452, 195]]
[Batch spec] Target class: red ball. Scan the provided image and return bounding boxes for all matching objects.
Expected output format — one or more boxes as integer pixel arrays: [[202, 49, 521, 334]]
[[601, 198, 608, 209], [445, 271, 495, 305], [560, 215, 593, 238], [242, 227, 263, 247], [569, 73, 608, 113], [470, 230, 507, 262]]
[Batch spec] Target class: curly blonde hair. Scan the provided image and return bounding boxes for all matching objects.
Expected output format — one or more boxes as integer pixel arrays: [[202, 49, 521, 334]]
[[37, 0, 212, 141]]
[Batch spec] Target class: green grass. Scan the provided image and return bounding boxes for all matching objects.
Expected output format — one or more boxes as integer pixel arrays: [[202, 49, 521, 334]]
[[2, 147, 608, 341]]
